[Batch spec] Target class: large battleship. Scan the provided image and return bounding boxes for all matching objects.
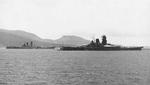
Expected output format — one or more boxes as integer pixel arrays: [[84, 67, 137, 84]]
[[60, 35, 143, 51], [6, 41, 55, 49]]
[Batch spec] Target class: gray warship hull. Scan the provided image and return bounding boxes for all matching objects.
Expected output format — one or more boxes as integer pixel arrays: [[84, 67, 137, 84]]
[[6, 46, 55, 49], [60, 46, 143, 51]]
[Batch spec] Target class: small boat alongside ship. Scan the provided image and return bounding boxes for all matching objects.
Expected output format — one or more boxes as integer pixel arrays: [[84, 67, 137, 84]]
[[60, 35, 143, 51]]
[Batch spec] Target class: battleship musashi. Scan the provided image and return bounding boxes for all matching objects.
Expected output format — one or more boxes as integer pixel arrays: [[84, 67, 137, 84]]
[[60, 35, 143, 51], [6, 41, 55, 49]]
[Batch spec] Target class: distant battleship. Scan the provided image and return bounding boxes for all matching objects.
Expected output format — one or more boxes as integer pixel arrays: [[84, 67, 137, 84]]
[[6, 41, 55, 49], [60, 35, 143, 51]]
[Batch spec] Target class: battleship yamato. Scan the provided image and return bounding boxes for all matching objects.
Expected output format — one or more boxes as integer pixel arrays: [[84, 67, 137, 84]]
[[60, 35, 143, 51]]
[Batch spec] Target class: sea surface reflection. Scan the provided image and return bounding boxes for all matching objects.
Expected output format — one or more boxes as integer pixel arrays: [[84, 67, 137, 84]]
[[0, 49, 150, 85]]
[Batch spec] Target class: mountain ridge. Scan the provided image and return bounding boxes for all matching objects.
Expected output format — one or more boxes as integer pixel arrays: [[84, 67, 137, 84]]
[[55, 35, 90, 46], [0, 29, 90, 47]]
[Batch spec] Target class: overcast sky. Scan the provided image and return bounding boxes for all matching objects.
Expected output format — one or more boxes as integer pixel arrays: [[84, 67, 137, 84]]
[[0, 0, 150, 46]]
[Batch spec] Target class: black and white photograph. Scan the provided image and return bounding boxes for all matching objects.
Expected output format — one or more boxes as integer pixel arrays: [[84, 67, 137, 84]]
[[0, 0, 150, 85]]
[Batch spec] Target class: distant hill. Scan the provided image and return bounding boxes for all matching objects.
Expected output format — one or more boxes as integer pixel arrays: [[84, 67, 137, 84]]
[[55, 35, 90, 46], [0, 29, 90, 47], [0, 29, 40, 39], [0, 29, 55, 47], [9, 30, 42, 41]]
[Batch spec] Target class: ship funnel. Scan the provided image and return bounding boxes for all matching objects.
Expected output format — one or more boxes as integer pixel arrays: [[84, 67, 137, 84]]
[[96, 38, 100, 46], [96, 39, 100, 44]]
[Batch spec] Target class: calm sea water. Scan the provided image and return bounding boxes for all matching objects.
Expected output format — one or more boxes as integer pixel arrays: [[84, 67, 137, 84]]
[[0, 49, 150, 85]]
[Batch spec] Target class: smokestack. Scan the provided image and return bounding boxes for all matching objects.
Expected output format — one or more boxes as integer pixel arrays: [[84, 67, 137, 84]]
[[96, 38, 100, 46], [30, 41, 33, 47]]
